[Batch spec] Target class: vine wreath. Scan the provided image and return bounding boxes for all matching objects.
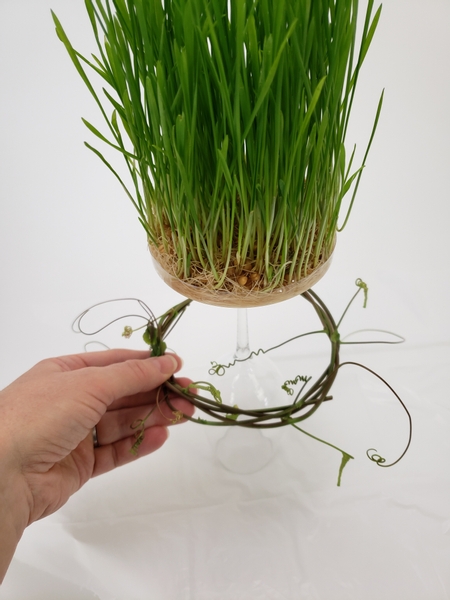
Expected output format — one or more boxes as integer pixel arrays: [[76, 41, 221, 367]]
[[73, 280, 411, 485]]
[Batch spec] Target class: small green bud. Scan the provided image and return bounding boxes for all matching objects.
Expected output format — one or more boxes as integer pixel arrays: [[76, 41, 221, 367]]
[[122, 326, 133, 339]]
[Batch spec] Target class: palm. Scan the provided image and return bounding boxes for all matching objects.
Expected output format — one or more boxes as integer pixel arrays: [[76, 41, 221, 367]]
[[22, 435, 95, 523]]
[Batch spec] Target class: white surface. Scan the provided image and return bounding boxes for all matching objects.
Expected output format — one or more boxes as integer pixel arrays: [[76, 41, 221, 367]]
[[1, 0, 450, 598]]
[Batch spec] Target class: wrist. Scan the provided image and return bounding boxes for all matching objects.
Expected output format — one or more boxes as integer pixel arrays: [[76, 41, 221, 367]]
[[0, 442, 29, 583]]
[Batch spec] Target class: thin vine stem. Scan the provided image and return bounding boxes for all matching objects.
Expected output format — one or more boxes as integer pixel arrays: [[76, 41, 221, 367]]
[[74, 279, 412, 485], [290, 423, 354, 487], [341, 329, 405, 345], [338, 361, 412, 468], [209, 329, 326, 376]]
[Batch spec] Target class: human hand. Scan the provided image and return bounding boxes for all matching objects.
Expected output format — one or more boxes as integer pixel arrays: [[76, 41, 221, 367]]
[[0, 349, 194, 579]]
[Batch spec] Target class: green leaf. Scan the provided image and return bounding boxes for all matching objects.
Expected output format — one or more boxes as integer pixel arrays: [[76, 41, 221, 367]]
[[83, 142, 144, 219], [142, 328, 152, 346], [337, 452, 353, 487], [291, 423, 354, 486], [242, 20, 298, 140], [82, 118, 137, 159], [54, 0, 383, 289]]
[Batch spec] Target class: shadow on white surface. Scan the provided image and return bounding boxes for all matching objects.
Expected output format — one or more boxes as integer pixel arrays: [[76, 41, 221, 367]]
[[0, 560, 100, 600], [1, 0, 450, 598]]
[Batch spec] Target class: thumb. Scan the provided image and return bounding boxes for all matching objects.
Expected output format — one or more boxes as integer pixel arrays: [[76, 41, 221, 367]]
[[79, 354, 181, 407]]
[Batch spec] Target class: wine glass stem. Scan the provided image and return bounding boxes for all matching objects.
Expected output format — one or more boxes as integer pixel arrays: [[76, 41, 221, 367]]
[[235, 308, 251, 360]]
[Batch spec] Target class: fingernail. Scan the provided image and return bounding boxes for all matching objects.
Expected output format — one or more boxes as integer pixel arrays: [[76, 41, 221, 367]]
[[155, 354, 179, 376]]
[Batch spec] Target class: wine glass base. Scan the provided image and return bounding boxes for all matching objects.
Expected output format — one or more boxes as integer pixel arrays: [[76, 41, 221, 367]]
[[216, 427, 275, 474], [207, 346, 285, 474]]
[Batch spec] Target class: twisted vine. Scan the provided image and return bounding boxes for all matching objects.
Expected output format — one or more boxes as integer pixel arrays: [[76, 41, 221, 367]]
[[74, 280, 412, 485]]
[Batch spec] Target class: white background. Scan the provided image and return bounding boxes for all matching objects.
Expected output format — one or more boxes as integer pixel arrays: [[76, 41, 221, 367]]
[[1, 1, 450, 599]]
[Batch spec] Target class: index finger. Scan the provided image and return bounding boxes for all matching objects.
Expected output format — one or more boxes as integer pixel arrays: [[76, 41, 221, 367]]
[[34, 349, 153, 375], [75, 354, 182, 409]]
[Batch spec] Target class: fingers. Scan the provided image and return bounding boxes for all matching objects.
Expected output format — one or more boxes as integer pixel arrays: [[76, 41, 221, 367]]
[[108, 376, 193, 410], [74, 354, 183, 410], [92, 426, 170, 477], [55, 349, 153, 370], [31, 349, 156, 376], [91, 380, 196, 476], [96, 397, 195, 446]]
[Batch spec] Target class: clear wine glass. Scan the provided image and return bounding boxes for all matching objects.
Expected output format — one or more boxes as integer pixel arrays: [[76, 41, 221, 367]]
[[213, 308, 284, 474]]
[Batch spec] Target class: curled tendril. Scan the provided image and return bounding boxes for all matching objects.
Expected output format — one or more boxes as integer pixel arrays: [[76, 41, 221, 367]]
[[341, 329, 405, 345], [129, 430, 145, 456], [366, 448, 387, 465], [72, 297, 155, 336], [208, 352, 267, 375], [122, 325, 133, 339], [74, 282, 412, 486], [83, 341, 110, 352], [182, 381, 223, 404], [282, 375, 312, 396], [73, 297, 191, 358], [355, 277, 369, 308], [170, 411, 184, 424], [153, 382, 186, 424], [131, 418, 146, 431], [355, 278, 368, 308], [337, 278, 369, 328], [209, 362, 226, 376], [208, 329, 325, 376], [130, 409, 155, 456], [339, 361, 412, 469]]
